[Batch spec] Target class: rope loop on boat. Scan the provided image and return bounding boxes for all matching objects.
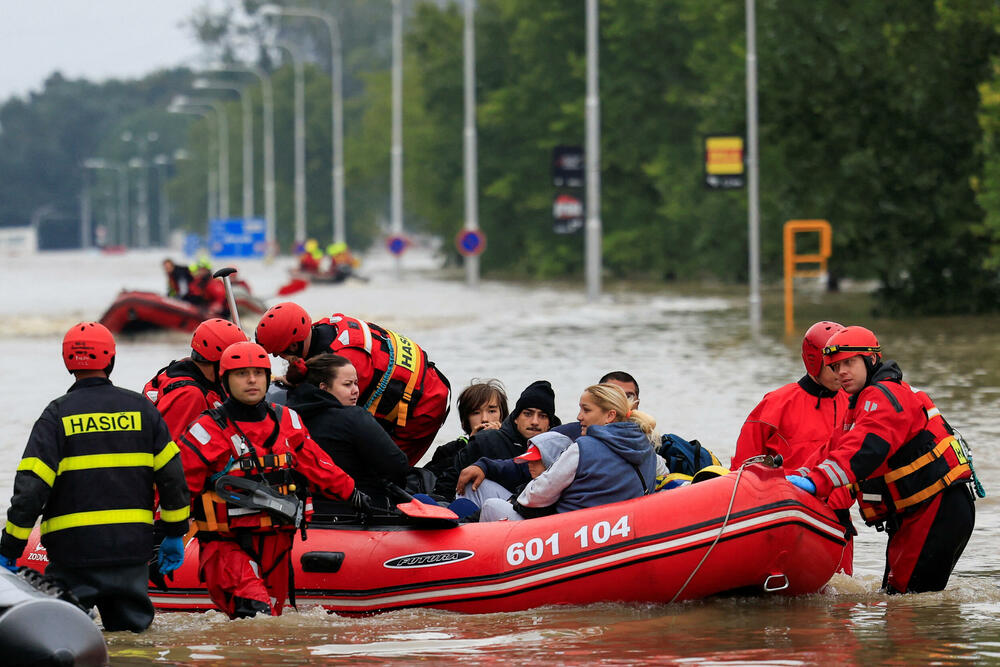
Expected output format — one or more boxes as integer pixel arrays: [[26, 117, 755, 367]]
[[668, 463, 747, 604]]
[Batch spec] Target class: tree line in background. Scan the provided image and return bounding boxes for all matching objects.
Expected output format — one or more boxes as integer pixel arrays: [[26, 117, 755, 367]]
[[1, 0, 999, 314]]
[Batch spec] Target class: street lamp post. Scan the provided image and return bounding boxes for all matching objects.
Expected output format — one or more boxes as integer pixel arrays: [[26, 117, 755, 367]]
[[746, 0, 762, 335], [82, 158, 127, 247], [121, 131, 158, 248], [392, 0, 404, 276], [585, 0, 602, 301], [154, 154, 171, 246], [264, 5, 345, 245], [194, 78, 254, 221], [167, 101, 221, 230], [463, 0, 480, 288], [128, 157, 150, 248], [275, 42, 307, 245], [207, 63, 277, 253]]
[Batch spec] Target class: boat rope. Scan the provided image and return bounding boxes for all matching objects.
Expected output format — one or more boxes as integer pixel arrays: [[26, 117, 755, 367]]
[[669, 462, 747, 604]]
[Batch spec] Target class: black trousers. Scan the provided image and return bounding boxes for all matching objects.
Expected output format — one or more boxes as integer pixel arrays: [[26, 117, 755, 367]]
[[45, 561, 154, 632]]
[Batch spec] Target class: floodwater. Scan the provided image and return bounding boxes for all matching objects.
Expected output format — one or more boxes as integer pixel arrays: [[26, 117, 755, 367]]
[[0, 248, 997, 665]]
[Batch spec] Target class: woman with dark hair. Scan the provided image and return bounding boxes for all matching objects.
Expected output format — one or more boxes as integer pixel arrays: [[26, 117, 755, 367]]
[[423, 379, 510, 501], [285, 353, 408, 509]]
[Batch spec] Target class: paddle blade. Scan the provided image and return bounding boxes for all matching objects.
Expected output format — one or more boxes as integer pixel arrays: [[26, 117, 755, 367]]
[[277, 278, 309, 296], [396, 498, 459, 521]]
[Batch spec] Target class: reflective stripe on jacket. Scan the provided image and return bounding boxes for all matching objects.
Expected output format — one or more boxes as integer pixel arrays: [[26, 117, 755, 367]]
[[0, 377, 190, 567]]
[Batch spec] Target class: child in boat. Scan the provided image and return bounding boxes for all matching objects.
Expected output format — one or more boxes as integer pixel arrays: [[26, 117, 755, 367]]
[[423, 379, 510, 501], [474, 431, 574, 521], [502, 384, 658, 520]]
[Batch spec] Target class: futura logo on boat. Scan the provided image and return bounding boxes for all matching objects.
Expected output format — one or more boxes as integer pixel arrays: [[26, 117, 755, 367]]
[[383, 550, 475, 569]]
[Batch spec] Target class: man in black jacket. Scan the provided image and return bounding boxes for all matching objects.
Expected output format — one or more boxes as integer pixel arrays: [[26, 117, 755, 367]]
[[451, 380, 560, 494], [0, 322, 190, 632]]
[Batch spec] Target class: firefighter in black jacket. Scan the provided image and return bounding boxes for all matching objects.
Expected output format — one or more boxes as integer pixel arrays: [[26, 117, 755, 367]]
[[0, 322, 191, 632]]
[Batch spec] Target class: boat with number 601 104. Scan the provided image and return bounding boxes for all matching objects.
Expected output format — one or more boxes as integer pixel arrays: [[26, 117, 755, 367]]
[[17, 464, 848, 615]]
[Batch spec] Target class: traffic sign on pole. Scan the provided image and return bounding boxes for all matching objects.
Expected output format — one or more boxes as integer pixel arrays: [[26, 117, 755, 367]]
[[386, 234, 410, 256], [455, 229, 486, 257]]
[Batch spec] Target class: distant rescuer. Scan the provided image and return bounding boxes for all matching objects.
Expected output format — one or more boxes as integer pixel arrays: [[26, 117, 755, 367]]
[[787, 326, 978, 593], [177, 342, 363, 619], [0, 322, 190, 632], [255, 301, 451, 465]]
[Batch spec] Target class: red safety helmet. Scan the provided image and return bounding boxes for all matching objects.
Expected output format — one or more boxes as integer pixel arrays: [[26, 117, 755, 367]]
[[255, 302, 311, 355], [823, 326, 881, 366], [191, 318, 248, 363], [219, 341, 272, 376], [801, 321, 844, 377], [62, 322, 116, 372]]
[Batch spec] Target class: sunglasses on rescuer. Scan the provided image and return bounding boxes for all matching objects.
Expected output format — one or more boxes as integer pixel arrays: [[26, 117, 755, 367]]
[[822, 344, 881, 356]]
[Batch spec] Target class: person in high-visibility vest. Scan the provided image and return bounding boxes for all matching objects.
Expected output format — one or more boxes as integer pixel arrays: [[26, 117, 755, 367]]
[[0, 322, 190, 632]]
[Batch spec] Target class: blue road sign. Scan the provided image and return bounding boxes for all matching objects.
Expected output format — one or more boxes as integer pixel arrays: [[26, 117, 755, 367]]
[[386, 235, 410, 256], [455, 229, 486, 257], [209, 218, 267, 258]]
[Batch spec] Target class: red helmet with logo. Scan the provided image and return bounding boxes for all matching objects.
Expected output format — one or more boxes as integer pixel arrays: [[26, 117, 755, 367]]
[[801, 321, 844, 377], [63, 322, 116, 371], [823, 326, 881, 366], [255, 302, 311, 355], [191, 318, 248, 363]]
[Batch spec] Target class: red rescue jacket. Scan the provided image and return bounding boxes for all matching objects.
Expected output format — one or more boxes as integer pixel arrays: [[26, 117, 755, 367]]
[[805, 362, 972, 523], [178, 400, 355, 537], [144, 359, 224, 439]]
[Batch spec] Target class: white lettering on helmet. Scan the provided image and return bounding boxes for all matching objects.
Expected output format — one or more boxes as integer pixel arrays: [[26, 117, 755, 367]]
[[190, 423, 212, 445]]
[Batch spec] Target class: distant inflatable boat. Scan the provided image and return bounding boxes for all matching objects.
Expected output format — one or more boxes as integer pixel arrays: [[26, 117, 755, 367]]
[[0, 569, 108, 665], [19, 465, 848, 615], [99, 289, 267, 334]]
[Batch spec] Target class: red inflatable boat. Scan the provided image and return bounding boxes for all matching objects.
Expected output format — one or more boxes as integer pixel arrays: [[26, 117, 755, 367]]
[[99, 289, 267, 334], [17, 465, 848, 615]]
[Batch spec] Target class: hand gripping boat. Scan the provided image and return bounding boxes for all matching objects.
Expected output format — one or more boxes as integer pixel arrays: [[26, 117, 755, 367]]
[[20, 465, 849, 615]]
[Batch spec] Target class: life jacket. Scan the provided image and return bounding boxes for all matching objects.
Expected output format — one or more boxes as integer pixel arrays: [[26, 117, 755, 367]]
[[321, 315, 428, 430], [192, 404, 313, 535], [851, 384, 973, 526], [143, 360, 223, 409]]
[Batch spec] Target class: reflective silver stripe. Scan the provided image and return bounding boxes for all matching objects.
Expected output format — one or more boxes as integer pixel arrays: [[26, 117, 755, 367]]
[[926, 407, 941, 419], [819, 461, 849, 487], [228, 507, 258, 516], [862, 493, 882, 502], [288, 408, 302, 430], [190, 423, 211, 445], [358, 319, 373, 353]]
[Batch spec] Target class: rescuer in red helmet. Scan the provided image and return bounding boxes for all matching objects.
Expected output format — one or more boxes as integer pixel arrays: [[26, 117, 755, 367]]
[[730, 321, 857, 573], [176, 341, 367, 618], [143, 318, 248, 438], [255, 302, 451, 465], [0, 322, 191, 632], [787, 326, 978, 593]]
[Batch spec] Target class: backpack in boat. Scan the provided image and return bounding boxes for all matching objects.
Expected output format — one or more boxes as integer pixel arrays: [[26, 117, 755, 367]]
[[657, 433, 720, 477]]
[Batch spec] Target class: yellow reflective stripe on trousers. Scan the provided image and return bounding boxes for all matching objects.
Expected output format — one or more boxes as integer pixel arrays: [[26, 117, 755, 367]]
[[57, 453, 154, 475], [153, 442, 180, 471], [159, 505, 191, 522], [40, 509, 154, 535], [4, 520, 33, 540], [17, 457, 57, 487]]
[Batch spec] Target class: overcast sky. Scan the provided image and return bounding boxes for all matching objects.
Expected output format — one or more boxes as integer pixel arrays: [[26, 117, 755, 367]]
[[0, 0, 215, 103]]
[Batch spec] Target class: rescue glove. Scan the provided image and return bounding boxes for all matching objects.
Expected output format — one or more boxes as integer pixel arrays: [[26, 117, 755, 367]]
[[349, 488, 376, 515], [158, 535, 185, 574], [0, 554, 19, 573], [786, 475, 817, 495]]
